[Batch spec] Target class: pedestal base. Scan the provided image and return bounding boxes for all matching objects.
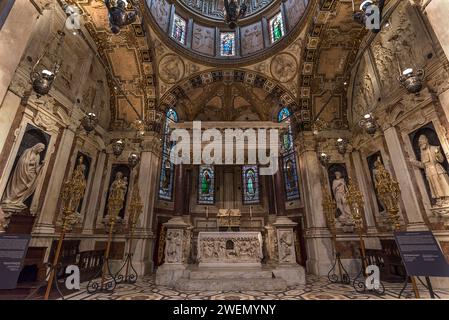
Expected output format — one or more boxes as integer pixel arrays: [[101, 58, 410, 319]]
[[273, 265, 306, 285], [155, 264, 187, 286]]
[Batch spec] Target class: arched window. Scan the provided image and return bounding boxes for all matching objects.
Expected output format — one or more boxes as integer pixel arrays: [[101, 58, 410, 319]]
[[158, 108, 178, 201], [278, 107, 300, 200], [198, 165, 214, 204], [242, 165, 260, 204]]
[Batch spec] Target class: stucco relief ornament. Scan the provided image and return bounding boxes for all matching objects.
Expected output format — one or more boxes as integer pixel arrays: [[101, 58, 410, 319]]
[[158, 54, 185, 84], [270, 53, 298, 83]]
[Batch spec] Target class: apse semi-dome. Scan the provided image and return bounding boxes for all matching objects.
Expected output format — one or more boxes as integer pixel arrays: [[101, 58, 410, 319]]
[[145, 0, 310, 65]]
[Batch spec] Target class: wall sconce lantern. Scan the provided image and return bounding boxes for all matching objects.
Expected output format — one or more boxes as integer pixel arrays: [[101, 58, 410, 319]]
[[223, 0, 247, 29], [81, 112, 98, 134], [359, 113, 378, 136], [336, 138, 348, 155], [128, 152, 140, 169], [112, 139, 125, 157], [30, 31, 65, 97], [398, 68, 425, 95], [319, 152, 331, 167]]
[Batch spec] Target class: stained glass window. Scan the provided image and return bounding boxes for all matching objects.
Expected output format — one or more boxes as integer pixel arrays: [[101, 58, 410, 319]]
[[220, 32, 236, 56], [278, 107, 300, 200], [158, 108, 178, 201], [198, 165, 215, 204], [242, 165, 260, 204], [269, 12, 285, 44], [171, 14, 187, 45]]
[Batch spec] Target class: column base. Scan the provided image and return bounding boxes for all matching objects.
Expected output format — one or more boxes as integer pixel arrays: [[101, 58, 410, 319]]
[[273, 265, 306, 285]]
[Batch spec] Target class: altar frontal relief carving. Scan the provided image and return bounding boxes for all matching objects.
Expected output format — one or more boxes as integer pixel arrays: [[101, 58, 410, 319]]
[[1, 124, 50, 214], [197, 232, 263, 266]]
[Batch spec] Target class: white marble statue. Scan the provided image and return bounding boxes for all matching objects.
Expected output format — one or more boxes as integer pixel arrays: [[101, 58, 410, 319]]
[[1, 143, 46, 212], [332, 171, 353, 226], [415, 134, 449, 203]]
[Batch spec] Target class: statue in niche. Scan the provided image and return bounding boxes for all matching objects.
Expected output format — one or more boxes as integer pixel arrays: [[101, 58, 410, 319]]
[[108, 171, 128, 215], [69, 156, 87, 214], [1, 143, 46, 212], [413, 135, 449, 204], [332, 171, 354, 226]]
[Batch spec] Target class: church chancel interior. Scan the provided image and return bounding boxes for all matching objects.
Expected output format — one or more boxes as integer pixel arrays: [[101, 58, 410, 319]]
[[1, 0, 449, 301]]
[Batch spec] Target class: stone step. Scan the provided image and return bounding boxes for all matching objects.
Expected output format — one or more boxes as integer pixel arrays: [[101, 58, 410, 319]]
[[175, 277, 288, 291], [188, 269, 274, 280]]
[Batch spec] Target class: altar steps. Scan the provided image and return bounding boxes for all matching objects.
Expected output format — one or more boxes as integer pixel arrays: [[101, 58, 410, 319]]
[[175, 268, 288, 291]]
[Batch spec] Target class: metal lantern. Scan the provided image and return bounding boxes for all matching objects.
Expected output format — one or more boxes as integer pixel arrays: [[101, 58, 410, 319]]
[[128, 152, 140, 169], [223, 0, 247, 29], [319, 152, 331, 167], [398, 68, 425, 95], [336, 138, 348, 155], [30, 31, 65, 97], [359, 113, 378, 136], [112, 139, 125, 157], [81, 112, 99, 133]]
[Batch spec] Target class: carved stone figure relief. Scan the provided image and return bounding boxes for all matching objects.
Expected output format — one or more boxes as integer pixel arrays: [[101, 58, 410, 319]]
[[151, 0, 171, 32], [192, 24, 215, 56], [277, 230, 295, 263], [158, 54, 185, 84], [197, 232, 263, 264], [284, 0, 307, 30], [270, 53, 298, 83], [352, 71, 375, 119], [165, 229, 183, 263], [241, 22, 264, 56]]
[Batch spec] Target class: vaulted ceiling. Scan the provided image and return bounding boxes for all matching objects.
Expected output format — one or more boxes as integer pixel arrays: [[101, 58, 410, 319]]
[[71, 0, 375, 131]]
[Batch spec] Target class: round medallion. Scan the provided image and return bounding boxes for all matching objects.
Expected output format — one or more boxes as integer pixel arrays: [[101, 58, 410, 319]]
[[158, 54, 185, 84], [270, 53, 298, 83]]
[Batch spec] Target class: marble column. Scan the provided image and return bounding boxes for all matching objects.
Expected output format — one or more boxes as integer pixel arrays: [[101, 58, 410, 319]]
[[174, 163, 186, 216], [156, 140, 191, 285], [34, 126, 77, 234], [351, 150, 377, 233], [424, 1, 449, 61], [82, 150, 107, 235], [383, 126, 427, 230], [296, 132, 333, 276], [132, 134, 162, 275], [273, 162, 286, 216]]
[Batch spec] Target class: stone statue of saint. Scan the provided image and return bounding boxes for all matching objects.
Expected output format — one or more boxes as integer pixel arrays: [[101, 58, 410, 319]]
[[332, 171, 353, 225], [1, 143, 46, 212], [414, 134, 449, 203], [107, 171, 128, 216]]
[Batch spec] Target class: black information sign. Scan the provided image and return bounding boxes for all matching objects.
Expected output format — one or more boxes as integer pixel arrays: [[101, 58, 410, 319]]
[[394, 231, 449, 277], [0, 234, 31, 289]]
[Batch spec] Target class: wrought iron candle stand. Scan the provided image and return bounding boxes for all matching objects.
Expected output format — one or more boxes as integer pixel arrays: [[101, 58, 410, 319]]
[[42, 157, 86, 300], [114, 180, 143, 284], [373, 159, 421, 299], [347, 179, 385, 295], [87, 173, 128, 294], [323, 187, 350, 284]]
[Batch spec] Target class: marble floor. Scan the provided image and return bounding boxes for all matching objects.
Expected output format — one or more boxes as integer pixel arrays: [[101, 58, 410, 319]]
[[64, 275, 449, 300]]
